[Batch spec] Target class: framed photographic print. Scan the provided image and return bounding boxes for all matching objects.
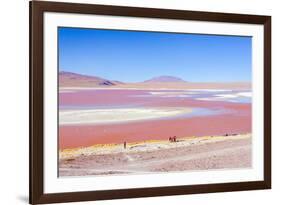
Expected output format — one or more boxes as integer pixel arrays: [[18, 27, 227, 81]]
[[29, 1, 271, 204]]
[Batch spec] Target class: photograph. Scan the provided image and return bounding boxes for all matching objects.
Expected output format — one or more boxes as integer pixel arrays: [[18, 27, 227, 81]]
[[29, 2, 271, 203], [58, 27, 252, 177]]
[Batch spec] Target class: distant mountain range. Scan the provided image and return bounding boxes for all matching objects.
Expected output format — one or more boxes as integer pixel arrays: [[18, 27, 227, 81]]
[[59, 71, 187, 87], [144, 76, 186, 83], [59, 71, 122, 87]]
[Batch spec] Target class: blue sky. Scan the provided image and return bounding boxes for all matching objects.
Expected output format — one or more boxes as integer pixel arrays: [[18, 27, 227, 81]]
[[58, 27, 252, 83]]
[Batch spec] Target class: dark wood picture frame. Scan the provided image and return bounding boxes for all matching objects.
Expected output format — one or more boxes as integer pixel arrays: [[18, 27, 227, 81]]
[[30, 1, 271, 204]]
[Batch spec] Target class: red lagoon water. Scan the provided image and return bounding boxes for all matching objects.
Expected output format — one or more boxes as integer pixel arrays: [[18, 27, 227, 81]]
[[59, 89, 251, 149]]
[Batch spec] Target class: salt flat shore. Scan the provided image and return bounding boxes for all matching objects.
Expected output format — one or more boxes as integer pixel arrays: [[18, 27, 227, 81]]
[[59, 133, 251, 177]]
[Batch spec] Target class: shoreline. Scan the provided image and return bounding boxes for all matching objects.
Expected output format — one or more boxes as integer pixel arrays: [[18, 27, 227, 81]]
[[60, 133, 251, 159]]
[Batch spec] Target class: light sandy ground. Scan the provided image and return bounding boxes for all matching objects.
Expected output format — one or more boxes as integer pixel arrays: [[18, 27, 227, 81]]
[[59, 133, 251, 176]]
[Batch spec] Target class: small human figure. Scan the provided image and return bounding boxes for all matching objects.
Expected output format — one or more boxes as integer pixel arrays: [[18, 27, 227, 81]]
[[169, 137, 172, 142], [173, 136, 177, 142], [124, 141, 127, 149]]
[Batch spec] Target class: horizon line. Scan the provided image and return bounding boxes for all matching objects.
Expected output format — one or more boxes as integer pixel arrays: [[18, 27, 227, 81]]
[[59, 70, 251, 84]]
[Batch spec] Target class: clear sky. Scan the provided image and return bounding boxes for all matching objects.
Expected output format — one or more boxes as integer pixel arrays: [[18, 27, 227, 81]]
[[58, 27, 252, 83]]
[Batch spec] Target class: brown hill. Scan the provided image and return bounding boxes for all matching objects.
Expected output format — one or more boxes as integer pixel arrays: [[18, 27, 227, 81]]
[[59, 71, 121, 87]]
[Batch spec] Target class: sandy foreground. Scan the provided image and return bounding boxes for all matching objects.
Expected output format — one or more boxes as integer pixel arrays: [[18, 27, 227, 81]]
[[59, 133, 251, 177]]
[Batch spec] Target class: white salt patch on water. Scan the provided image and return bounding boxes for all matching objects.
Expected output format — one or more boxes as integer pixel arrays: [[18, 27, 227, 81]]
[[215, 94, 238, 99], [196, 97, 217, 101], [196, 92, 252, 102], [188, 89, 230, 92], [149, 91, 196, 95], [215, 92, 252, 99], [59, 90, 76, 93], [148, 91, 199, 97], [237, 92, 252, 97], [59, 107, 192, 125]]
